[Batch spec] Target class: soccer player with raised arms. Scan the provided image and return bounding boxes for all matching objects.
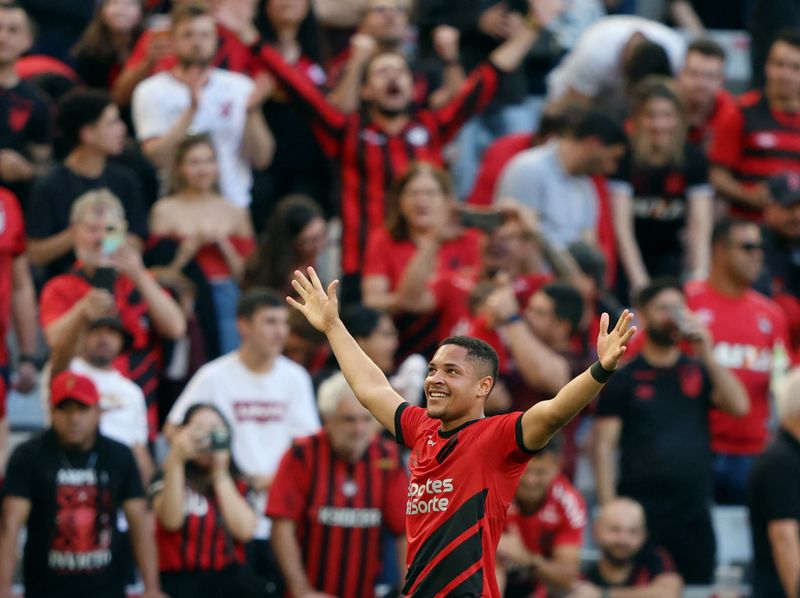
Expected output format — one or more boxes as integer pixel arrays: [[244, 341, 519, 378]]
[[288, 268, 636, 597]]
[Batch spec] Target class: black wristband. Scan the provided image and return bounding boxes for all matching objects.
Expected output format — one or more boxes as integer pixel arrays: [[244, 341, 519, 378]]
[[590, 360, 615, 383], [501, 313, 523, 326], [18, 354, 40, 368]]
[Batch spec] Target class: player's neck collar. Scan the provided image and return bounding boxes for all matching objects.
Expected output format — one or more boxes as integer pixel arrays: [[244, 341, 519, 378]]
[[438, 417, 483, 439]]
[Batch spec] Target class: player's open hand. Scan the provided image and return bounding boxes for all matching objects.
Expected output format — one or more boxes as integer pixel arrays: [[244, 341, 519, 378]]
[[287, 267, 340, 333], [597, 310, 636, 371]]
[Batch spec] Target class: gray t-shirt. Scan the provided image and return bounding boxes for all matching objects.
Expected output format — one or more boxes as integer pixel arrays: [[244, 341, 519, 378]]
[[495, 141, 598, 248]]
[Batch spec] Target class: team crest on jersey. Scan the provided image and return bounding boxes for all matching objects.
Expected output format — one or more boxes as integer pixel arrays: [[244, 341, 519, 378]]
[[341, 480, 358, 497], [406, 126, 429, 147], [678, 364, 703, 399], [634, 384, 654, 401], [694, 308, 714, 326], [758, 316, 772, 334]]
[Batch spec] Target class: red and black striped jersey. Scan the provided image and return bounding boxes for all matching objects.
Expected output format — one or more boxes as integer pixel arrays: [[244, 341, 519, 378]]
[[40, 269, 165, 438], [150, 473, 249, 572], [267, 430, 408, 598], [394, 404, 537, 597], [709, 89, 800, 218], [255, 43, 501, 275]]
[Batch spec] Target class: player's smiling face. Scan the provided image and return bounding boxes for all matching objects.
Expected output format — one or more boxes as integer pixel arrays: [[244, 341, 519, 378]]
[[425, 345, 492, 424]]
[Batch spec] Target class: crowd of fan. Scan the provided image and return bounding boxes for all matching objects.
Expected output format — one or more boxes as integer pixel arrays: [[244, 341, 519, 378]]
[[0, 0, 798, 596]]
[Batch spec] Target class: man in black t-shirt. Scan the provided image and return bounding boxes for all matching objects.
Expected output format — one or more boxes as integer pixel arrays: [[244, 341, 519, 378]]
[[0, 4, 52, 204], [592, 278, 749, 584], [26, 89, 148, 281], [748, 368, 800, 598], [0, 371, 166, 598], [573, 497, 682, 594]]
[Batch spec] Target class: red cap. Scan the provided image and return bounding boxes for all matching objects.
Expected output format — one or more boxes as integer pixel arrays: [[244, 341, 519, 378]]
[[50, 371, 100, 407]]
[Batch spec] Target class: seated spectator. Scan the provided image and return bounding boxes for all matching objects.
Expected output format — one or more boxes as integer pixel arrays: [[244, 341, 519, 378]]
[[27, 89, 148, 280], [244, 194, 328, 297], [685, 219, 790, 505], [546, 15, 685, 116], [495, 109, 627, 249], [48, 315, 154, 485], [152, 403, 260, 598], [709, 29, 800, 220], [676, 39, 737, 150], [610, 76, 712, 298], [39, 190, 186, 438], [132, 3, 274, 207], [362, 162, 482, 360], [327, 0, 464, 113], [0, 3, 52, 203], [497, 435, 586, 597], [72, 0, 146, 90], [268, 372, 408, 598], [592, 278, 748, 583], [760, 174, 800, 353], [164, 288, 321, 591], [112, 0, 254, 107], [254, 0, 554, 300], [250, 0, 334, 223], [149, 133, 255, 355], [0, 371, 165, 598], [748, 367, 800, 598], [569, 498, 683, 595]]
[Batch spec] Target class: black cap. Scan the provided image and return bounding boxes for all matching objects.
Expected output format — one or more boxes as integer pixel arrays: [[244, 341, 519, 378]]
[[769, 173, 800, 208], [87, 316, 133, 352]]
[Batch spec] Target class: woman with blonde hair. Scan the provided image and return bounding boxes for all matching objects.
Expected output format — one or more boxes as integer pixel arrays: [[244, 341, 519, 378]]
[[149, 134, 254, 355], [610, 76, 714, 299]]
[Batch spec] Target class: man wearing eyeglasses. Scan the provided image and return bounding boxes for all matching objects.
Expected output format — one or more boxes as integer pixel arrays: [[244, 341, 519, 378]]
[[685, 218, 791, 505]]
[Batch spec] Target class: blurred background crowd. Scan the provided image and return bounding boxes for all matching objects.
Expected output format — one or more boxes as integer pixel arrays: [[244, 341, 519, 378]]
[[0, 0, 799, 596]]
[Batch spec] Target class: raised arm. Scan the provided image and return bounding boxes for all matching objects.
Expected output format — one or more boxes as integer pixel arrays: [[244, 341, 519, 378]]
[[288, 268, 405, 435], [520, 310, 636, 451]]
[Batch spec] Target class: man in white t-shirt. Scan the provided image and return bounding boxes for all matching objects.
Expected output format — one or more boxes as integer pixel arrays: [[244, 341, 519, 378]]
[[165, 287, 320, 592], [546, 15, 686, 114], [132, 3, 274, 207], [48, 316, 154, 486]]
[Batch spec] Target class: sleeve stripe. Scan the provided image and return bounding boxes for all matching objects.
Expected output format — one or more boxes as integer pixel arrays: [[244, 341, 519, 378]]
[[515, 413, 542, 456], [394, 402, 410, 446]]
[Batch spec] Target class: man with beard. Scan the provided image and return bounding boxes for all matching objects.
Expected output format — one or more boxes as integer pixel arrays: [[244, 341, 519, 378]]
[[569, 498, 682, 596], [48, 316, 153, 486], [592, 278, 748, 584], [132, 3, 273, 207], [685, 219, 791, 505], [255, 0, 560, 301]]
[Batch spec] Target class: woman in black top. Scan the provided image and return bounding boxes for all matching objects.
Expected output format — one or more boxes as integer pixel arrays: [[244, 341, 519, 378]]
[[610, 76, 714, 300]]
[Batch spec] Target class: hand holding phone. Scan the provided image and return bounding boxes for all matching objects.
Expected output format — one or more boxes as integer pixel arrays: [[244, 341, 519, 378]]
[[458, 208, 505, 232]]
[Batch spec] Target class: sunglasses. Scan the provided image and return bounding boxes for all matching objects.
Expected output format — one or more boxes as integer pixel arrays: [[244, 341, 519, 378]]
[[730, 241, 764, 253]]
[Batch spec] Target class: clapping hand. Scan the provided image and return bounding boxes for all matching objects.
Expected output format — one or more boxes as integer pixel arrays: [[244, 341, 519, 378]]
[[287, 267, 341, 334], [596, 310, 637, 371]]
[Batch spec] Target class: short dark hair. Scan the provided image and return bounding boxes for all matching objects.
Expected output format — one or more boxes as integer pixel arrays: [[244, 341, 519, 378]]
[[571, 109, 627, 147], [341, 304, 385, 338], [636, 277, 683, 309], [171, 2, 212, 28], [687, 38, 726, 61], [438, 336, 499, 383], [624, 40, 672, 88], [236, 287, 285, 319], [711, 217, 754, 247], [542, 283, 585, 335], [772, 28, 800, 52], [361, 51, 412, 86], [56, 89, 114, 151]]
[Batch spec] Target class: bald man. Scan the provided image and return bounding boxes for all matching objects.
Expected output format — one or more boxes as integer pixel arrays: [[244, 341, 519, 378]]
[[568, 498, 683, 597]]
